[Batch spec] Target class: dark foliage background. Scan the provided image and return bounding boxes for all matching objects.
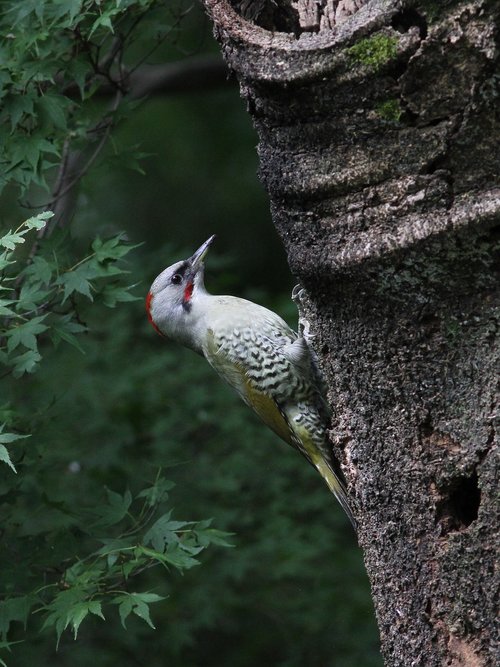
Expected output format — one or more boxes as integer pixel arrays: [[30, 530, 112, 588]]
[[0, 2, 381, 665]]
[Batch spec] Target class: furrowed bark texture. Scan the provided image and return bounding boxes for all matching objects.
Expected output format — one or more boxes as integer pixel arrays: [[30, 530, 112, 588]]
[[204, 1, 499, 665]]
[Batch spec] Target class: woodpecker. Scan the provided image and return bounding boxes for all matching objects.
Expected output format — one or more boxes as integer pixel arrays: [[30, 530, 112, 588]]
[[146, 236, 356, 529]]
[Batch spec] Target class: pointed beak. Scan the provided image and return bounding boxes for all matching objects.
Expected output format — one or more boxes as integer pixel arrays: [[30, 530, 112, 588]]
[[189, 235, 216, 272]]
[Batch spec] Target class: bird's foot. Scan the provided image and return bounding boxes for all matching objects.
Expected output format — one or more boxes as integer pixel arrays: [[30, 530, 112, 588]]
[[291, 283, 315, 342]]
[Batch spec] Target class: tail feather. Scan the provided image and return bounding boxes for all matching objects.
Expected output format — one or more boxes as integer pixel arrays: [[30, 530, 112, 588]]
[[280, 405, 357, 532], [316, 459, 357, 532]]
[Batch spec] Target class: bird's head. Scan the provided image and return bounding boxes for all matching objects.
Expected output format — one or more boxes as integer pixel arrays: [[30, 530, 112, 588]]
[[146, 235, 215, 346]]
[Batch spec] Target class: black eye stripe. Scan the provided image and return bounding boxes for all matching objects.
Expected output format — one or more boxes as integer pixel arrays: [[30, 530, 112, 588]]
[[175, 261, 189, 277], [170, 261, 190, 285]]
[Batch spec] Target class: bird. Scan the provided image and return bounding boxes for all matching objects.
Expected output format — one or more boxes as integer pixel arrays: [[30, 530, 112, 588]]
[[146, 236, 356, 529]]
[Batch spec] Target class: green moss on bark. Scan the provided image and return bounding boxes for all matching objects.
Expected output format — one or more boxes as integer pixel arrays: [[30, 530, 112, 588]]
[[375, 99, 403, 122], [347, 34, 398, 72]]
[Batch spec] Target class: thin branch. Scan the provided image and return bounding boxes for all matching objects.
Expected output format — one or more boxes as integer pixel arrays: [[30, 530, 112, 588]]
[[128, 55, 230, 99], [62, 54, 231, 100], [127, 3, 195, 75], [51, 97, 120, 209]]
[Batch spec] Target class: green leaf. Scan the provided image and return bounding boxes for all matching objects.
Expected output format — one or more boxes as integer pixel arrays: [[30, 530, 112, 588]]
[[0, 444, 16, 472], [0, 231, 25, 251], [88, 601, 105, 619], [69, 603, 89, 639], [122, 559, 139, 580], [100, 284, 139, 308], [0, 640, 24, 667], [63, 561, 89, 586], [139, 544, 200, 571], [50, 317, 87, 353], [116, 596, 133, 629], [11, 349, 42, 377], [94, 537, 134, 568], [91, 488, 132, 528], [129, 593, 162, 629], [17, 282, 52, 311], [131, 593, 164, 604], [67, 58, 88, 99], [22, 256, 53, 285], [24, 211, 53, 231], [38, 93, 68, 130], [0, 445, 17, 473], [0, 596, 32, 640], [58, 266, 93, 303], [91, 235, 139, 262], [52, 0, 83, 24], [195, 526, 234, 548], [7, 316, 47, 353], [6, 93, 35, 131], [137, 476, 175, 507], [0, 299, 16, 317], [69, 600, 104, 639], [85, 259, 125, 280], [9, 137, 42, 173], [41, 587, 88, 648], [0, 430, 30, 445], [89, 13, 115, 37], [0, 252, 13, 271], [163, 545, 201, 570], [143, 511, 188, 552]]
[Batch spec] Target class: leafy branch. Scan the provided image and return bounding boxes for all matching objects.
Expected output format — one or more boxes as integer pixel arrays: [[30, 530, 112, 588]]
[[0, 3, 239, 664], [0, 214, 140, 379], [0, 213, 140, 472], [1, 473, 232, 648], [1, 0, 194, 230]]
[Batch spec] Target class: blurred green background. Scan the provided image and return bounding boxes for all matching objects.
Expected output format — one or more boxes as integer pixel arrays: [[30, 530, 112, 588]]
[[1, 3, 382, 665]]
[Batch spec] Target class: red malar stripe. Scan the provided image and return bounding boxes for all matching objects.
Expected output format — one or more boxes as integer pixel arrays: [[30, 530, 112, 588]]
[[183, 281, 193, 303]]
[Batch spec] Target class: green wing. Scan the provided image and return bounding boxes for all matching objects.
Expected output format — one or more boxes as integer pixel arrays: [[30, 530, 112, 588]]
[[203, 322, 356, 530], [204, 327, 294, 444]]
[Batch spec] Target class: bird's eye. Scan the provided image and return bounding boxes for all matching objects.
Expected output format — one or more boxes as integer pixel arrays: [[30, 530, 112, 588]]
[[170, 273, 182, 285]]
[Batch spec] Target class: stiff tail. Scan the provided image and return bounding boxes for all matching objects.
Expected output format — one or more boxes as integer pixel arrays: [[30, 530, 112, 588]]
[[316, 459, 357, 532], [282, 407, 357, 532]]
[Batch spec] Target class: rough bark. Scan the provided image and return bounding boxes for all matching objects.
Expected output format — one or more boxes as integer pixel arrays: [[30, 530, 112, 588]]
[[202, 1, 499, 665]]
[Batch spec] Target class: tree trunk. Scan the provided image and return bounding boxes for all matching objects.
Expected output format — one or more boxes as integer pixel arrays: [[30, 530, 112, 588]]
[[202, 1, 499, 665]]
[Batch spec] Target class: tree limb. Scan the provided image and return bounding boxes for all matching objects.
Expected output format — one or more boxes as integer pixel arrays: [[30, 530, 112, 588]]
[[62, 55, 231, 100]]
